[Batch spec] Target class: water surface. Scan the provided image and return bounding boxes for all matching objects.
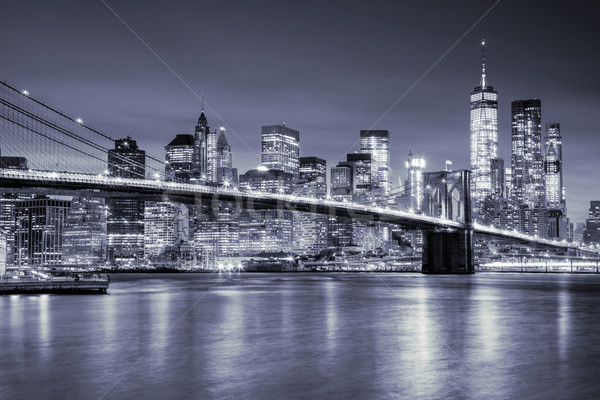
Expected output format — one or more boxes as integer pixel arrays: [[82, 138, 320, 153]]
[[2, 272, 600, 399]]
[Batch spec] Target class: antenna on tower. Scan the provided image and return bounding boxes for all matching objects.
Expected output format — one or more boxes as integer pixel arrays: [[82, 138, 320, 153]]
[[481, 39, 487, 88], [201, 94, 205, 112]]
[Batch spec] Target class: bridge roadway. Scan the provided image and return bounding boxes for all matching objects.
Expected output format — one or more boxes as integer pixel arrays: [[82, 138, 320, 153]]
[[0, 168, 596, 255]]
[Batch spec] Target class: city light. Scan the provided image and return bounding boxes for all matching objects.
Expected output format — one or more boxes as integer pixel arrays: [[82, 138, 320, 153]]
[[76, 118, 83, 124], [22, 90, 29, 96]]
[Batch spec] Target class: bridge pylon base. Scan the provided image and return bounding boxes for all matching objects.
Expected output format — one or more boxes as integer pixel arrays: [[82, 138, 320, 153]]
[[421, 230, 474, 274]]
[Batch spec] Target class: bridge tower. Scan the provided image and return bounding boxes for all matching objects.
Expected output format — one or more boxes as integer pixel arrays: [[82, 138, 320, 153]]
[[421, 170, 474, 274]]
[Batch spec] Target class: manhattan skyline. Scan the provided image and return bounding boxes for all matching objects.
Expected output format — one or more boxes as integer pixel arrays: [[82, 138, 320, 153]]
[[1, 0, 599, 223]]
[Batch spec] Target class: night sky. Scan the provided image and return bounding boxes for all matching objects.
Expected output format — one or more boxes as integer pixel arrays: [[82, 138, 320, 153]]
[[1, 0, 599, 223]]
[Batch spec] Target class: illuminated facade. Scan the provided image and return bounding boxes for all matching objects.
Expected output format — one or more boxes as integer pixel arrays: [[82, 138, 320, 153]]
[[490, 158, 504, 199], [15, 196, 71, 267], [0, 193, 30, 265], [293, 157, 328, 255], [584, 201, 600, 244], [329, 164, 353, 247], [194, 198, 239, 259], [238, 168, 293, 255], [216, 128, 238, 188], [345, 153, 377, 197], [511, 99, 544, 208], [261, 124, 300, 180], [193, 110, 217, 183], [165, 134, 194, 182], [107, 137, 146, 264], [406, 152, 425, 211], [144, 201, 176, 257], [360, 130, 390, 194], [62, 196, 107, 266], [330, 165, 353, 200], [470, 40, 498, 215], [544, 123, 565, 211]]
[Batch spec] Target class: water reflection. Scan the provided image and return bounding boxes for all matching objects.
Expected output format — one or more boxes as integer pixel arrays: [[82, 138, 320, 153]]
[[2, 273, 600, 399]]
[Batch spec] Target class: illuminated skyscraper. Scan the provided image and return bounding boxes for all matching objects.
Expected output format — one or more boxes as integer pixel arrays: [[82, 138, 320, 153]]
[[345, 153, 378, 198], [293, 157, 328, 255], [165, 134, 194, 182], [511, 99, 544, 208], [107, 137, 145, 264], [144, 201, 177, 258], [216, 127, 238, 188], [584, 201, 600, 244], [329, 164, 354, 248], [193, 107, 217, 183], [406, 152, 425, 212], [360, 130, 390, 194], [238, 168, 294, 255], [62, 196, 107, 266], [261, 124, 300, 180], [470, 40, 498, 215], [15, 196, 71, 267], [544, 123, 565, 211], [330, 165, 354, 200], [490, 158, 504, 199]]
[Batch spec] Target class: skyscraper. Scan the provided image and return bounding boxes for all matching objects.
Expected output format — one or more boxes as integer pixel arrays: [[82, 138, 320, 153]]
[[360, 130, 390, 194], [193, 108, 217, 183], [584, 201, 600, 245], [15, 196, 71, 267], [544, 123, 565, 211], [406, 152, 425, 212], [470, 40, 498, 216], [238, 168, 294, 255], [216, 127, 238, 188], [62, 196, 106, 266], [293, 157, 328, 255], [144, 201, 177, 258], [330, 165, 354, 200], [511, 99, 544, 208], [261, 124, 300, 180], [490, 158, 505, 199], [108, 136, 146, 179], [344, 153, 378, 198], [165, 134, 194, 182], [107, 137, 146, 264]]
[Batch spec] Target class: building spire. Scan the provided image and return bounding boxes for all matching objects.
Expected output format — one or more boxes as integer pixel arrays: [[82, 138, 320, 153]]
[[198, 94, 207, 125], [480, 39, 487, 88]]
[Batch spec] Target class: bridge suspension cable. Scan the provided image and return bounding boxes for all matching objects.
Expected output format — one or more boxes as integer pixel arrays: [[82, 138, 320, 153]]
[[0, 80, 167, 178]]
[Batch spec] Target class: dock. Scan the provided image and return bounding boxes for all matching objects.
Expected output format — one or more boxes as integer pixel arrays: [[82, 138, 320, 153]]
[[0, 274, 110, 294]]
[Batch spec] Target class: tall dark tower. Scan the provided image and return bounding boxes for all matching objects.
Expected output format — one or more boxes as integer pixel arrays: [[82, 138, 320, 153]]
[[107, 136, 145, 178], [193, 99, 217, 183], [469, 40, 499, 219]]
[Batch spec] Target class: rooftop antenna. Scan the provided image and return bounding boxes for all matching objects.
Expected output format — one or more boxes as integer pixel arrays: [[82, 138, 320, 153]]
[[481, 39, 487, 88], [201, 94, 204, 112]]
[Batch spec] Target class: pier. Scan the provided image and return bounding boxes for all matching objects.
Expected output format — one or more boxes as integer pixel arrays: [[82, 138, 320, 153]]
[[0, 274, 110, 294]]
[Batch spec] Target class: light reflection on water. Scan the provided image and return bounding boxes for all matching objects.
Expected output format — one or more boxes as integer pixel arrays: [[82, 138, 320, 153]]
[[1, 273, 600, 399]]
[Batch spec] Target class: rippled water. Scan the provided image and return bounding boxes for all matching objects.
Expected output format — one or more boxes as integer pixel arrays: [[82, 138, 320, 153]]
[[2, 272, 600, 399]]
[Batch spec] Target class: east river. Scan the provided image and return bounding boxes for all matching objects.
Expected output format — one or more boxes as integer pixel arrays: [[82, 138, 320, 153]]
[[2, 272, 600, 399]]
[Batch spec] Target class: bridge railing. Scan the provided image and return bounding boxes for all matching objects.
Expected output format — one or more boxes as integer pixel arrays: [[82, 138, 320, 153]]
[[0, 168, 463, 229]]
